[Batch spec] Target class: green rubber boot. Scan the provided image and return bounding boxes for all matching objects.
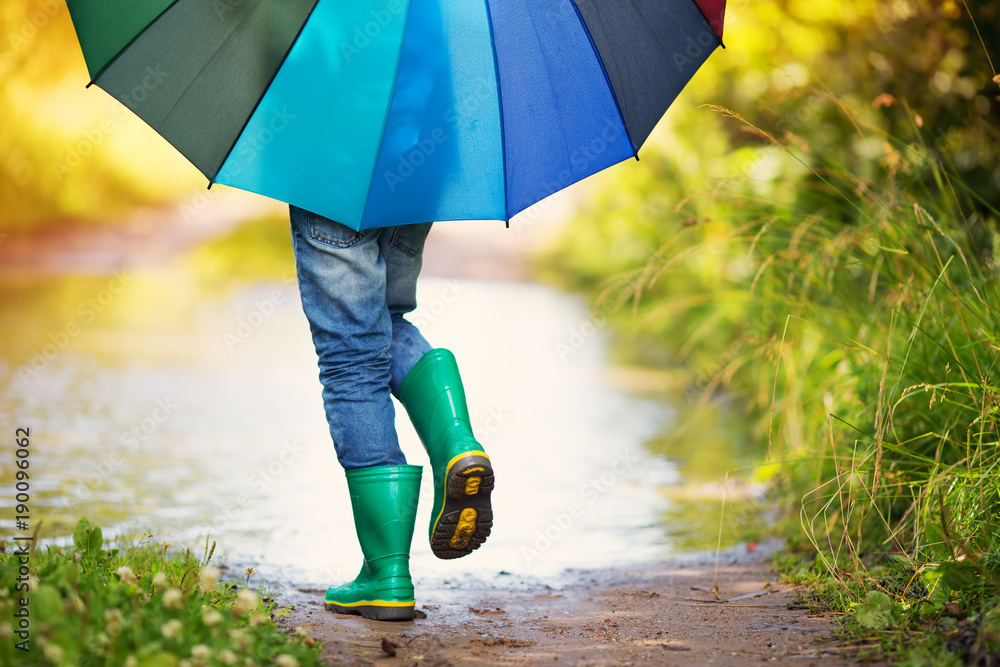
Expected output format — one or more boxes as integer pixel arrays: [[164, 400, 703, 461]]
[[398, 349, 494, 559], [324, 465, 422, 621]]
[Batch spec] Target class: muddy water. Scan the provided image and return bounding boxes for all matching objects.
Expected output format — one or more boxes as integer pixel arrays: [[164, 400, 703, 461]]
[[0, 263, 688, 584]]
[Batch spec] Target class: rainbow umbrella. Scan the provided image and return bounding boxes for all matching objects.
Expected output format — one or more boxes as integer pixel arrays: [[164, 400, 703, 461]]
[[67, 0, 725, 230]]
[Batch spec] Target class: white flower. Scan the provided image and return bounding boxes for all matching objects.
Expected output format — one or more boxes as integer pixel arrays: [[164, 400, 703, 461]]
[[124, 657, 138, 667], [104, 608, 123, 635], [161, 619, 183, 640], [152, 571, 169, 587], [218, 649, 238, 665], [249, 613, 268, 626], [274, 655, 298, 667], [202, 608, 224, 627], [198, 566, 220, 591], [160, 538, 174, 549], [164, 588, 184, 610], [232, 588, 259, 617], [191, 645, 211, 660], [228, 629, 251, 652], [43, 642, 63, 664], [116, 566, 137, 586]]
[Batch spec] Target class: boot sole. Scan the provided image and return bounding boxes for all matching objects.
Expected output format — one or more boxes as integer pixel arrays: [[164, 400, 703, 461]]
[[431, 452, 494, 559], [324, 600, 415, 621]]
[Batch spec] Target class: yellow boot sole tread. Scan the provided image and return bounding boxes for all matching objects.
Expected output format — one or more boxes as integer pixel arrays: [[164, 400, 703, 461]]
[[431, 454, 494, 559]]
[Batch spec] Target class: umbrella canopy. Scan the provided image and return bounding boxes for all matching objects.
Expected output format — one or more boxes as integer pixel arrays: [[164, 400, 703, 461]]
[[67, 0, 725, 230]]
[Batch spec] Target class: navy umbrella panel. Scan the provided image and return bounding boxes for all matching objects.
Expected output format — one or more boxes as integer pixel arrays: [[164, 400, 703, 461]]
[[67, 0, 726, 230]]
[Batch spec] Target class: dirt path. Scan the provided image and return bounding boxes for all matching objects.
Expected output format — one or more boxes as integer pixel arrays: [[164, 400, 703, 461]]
[[278, 547, 860, 667]]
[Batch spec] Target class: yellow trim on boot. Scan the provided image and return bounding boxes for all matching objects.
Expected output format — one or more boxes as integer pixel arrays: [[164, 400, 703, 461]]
[[324, 598, 415, 608]]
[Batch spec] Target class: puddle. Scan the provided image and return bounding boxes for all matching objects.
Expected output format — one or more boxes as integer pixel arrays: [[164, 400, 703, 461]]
[[0, 249, 761, 586]]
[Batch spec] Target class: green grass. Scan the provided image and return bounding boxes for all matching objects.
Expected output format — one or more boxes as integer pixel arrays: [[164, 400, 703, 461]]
[[0, 519, 321, 667], [540, 87, 1000, 664], [183, 212, 295, 289]]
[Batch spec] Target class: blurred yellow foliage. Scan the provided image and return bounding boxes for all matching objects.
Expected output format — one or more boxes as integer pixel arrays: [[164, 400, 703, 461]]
[[0, 0, 202, 232]]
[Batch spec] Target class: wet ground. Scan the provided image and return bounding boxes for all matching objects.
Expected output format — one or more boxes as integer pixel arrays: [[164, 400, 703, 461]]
[[0, 189, 860, 665], [278, 544, 856, 666]]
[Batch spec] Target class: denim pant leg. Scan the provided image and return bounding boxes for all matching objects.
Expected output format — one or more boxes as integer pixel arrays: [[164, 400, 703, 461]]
[[380, 223, 434, 396], [289, 205, 405, 470]]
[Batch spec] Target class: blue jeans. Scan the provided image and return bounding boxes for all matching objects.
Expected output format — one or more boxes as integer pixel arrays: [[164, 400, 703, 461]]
[[289, 205, 433, 470]]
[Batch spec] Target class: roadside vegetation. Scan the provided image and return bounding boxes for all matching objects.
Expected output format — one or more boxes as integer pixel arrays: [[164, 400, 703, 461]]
[[0, 519, 321, 667], [538, 1, 1000, 663]]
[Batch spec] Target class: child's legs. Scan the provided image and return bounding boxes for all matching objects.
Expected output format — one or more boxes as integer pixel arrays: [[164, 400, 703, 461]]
[[379, 223, 434, 396], [289, 205, 405, 470]]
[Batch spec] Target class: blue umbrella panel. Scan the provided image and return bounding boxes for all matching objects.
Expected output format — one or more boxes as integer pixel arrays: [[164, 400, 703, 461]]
[[67, 0, 726, 230]]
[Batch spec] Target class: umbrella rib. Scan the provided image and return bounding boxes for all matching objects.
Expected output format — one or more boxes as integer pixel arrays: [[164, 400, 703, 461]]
[[689, 0, 726, 48], [88, 0, 184, 87], [507, 3, 578, 218], [535, 15, 577, 188], [483, 0, 509, 223], [630, 0, 722, 57], [569, 0, 637, 160], [210, 0, 323, 185], [359, 0, 416, 229], [154, 5, 265, 183]]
